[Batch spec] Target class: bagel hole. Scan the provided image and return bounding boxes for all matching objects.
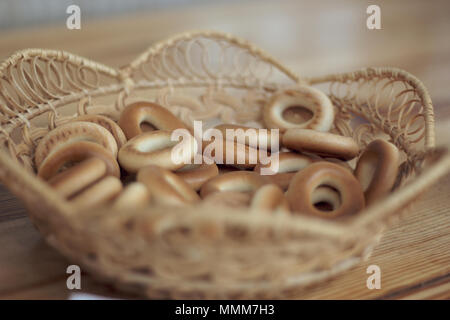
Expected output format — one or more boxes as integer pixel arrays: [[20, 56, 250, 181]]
[[311, 185, 341, 212], [140, 121, 157, 132], [282, 106, 313, 124]]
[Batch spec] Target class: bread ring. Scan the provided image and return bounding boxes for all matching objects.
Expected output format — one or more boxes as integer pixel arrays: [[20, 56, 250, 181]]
[[322, 157, 353, 172], [202, 191, 252, 209], [200, 171, 267, 198], [204, 139, 259, 169], [70, 176, 123, 209], [48, 158, 107, 198], [137, 165, 200, 206], [354, 139, 399, 205], [251, 184, 290, 212], [310, 186, 341, 212], [38, 140, 120, 180], [175, 163, 219, 191], [286, 162, 365, 218], [72, 114, 127, 149], [118, 130, 197, 173], [111, 182, 151, 209], [34, 121, 118, 169], [214, 124, 278, 150], [282, 128, 359, 160], [118, 101, 188, 139], [254, 152, 315, 190], [263, 86, 335, 133]]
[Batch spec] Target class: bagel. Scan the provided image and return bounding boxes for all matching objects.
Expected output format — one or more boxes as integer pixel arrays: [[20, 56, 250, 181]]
[[202, 191, 252, 209], [118, 130, 197, 173], [250, 184, 290, 212], [48, 158, 107, 198], [137, 165, 200, 206], [200, 171, 267, 198], [286, 162, 365, 218], [118, 101, 188, 139], [111, 182, 151, 209], [70, 176, 123, 209], [214, 124, 279, 150], [310, 186, 342, 212], [254, 152, 315, 190], [263, 86, 335, 133], [204, 139, 260, 169], [354, 139, 399, 205], [72, 114, 127, 149], [34, 121, 118, 169], [282, 128, 359, 160], [38, 140, 120, 180], [321, 157, 353, 172], [175, 163, 219, 191]]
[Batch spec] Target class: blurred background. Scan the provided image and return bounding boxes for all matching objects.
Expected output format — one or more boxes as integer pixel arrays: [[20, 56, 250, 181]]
[[0, 0, 449, 115]]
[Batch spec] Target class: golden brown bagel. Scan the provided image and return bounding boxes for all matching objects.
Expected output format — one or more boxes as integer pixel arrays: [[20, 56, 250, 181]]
[[70, 176, 123, 209], [48, 158, 107, 198], [214, 124, 279, 150], [254, 152, 315, 190], [200, 171, 267, 198], [111, 182, 151, 209], [137, 165, 200, 206], [72, 114, 127, 149], [282, 128, 359, 160], [38, 140, 120, 180], [310, 186, 341, 212], [118, 101, 188, 139], [250, 184, 290, 212], [175, 163, 219, 191], [263, 86, 335, 133], [204, 139, 260, 169], [118, 130, 197, 173], [286, 162, 365, 218], [354, 139, 399, 205], [202, 191, 252, 209], [34, 121, 118, 169]]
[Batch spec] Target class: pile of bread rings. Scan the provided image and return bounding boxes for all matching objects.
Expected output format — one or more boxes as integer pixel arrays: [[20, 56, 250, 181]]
[[34, 85, 400, 219]]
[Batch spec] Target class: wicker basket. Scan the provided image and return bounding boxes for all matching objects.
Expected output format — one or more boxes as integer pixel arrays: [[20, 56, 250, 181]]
[[0, 31, 449, 299]]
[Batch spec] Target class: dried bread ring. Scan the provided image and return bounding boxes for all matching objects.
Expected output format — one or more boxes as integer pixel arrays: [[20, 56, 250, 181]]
[[263, 86, 335, 133], [38, 140, 120, 180], [72, 114, 127, 148], [202, 191, 252, 209], [118, 130, 197, 173], [175, 163, 219, 191], [250, 184, 290, 212], [118, 101, 188, 139], [286, 162, 365, 218], [200, 171, 267, 198], [214, 124, 279, 150], [34, 121, 118, 169], [137, 165, 200, 206], [70, 176, 123, 209], [354, 139, 399, 205], [310, 186, 341, 212], [254, 152, 315, 190], [48, 158, 107, 198], [204, 139, 260, 169], [282, 128, 359, 160], [111, 182, 151, 209]]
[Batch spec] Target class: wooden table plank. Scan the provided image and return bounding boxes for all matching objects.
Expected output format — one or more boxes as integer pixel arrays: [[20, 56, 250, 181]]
[[0, 0, 449, 299]]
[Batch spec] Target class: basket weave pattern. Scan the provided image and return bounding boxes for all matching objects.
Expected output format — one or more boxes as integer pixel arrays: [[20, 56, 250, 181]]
[[0, 31, 448, 299]]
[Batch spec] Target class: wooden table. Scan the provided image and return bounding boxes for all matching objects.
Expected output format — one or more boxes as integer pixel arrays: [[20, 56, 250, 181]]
[[0, 0, 449, 299]]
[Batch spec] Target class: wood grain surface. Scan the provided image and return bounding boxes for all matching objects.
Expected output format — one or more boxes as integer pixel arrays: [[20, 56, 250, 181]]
[[0, 0, 449, 299]]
